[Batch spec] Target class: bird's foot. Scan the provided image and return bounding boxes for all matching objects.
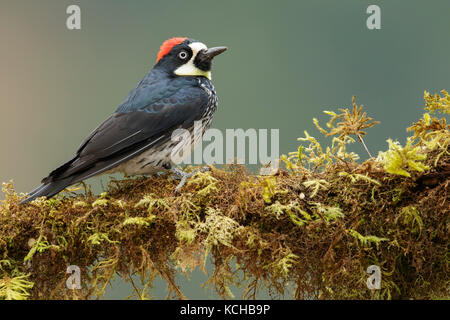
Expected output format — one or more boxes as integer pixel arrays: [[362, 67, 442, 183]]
[[170, 166, 210, 195]]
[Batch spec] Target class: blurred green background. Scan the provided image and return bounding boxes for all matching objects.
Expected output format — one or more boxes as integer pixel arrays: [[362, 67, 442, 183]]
[[0, 0, 449, 299]]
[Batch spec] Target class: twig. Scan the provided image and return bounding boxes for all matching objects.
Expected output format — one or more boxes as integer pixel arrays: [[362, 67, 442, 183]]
[[357, 133, 373, 158]]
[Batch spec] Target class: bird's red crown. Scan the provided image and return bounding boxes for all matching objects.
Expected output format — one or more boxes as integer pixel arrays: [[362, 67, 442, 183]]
[[156, 37, 188, 62]]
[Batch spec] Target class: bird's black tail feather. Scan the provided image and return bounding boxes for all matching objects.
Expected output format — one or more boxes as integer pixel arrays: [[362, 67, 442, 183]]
[[19, 178, 73, 205]]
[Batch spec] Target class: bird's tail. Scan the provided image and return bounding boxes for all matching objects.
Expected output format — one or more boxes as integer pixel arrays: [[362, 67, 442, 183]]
[[19, 178, 73, 205]]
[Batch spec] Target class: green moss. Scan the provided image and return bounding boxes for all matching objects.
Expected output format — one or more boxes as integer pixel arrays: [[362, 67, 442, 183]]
[[0, 91, 448, 300]]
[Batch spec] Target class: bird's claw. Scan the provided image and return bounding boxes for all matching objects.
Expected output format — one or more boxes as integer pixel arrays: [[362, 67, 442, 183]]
[[170, 166, 210, 195]]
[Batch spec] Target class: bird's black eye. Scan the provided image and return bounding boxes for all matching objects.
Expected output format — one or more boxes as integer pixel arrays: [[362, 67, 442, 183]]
[[178, 50, 188, 60]]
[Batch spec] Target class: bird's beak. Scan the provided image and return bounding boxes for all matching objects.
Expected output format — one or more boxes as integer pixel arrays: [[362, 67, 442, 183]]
[[199, 46, 228, 62]]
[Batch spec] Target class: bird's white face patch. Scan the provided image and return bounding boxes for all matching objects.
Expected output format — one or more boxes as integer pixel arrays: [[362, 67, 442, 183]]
[[174, 42, 212, 80]]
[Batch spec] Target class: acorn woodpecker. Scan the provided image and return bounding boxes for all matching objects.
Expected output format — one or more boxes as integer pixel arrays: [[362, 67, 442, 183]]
[[20, 37, 227, 204]]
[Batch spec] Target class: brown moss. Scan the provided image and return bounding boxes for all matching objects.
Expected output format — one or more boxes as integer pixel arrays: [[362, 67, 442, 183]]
[[0, 92, 449, 300]]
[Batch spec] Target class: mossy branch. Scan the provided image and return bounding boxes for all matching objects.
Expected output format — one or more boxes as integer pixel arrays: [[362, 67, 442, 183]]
[[1, 92, 449, 300]]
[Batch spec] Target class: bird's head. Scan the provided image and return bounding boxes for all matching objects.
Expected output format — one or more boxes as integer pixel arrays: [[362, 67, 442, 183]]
[[154, 37, 227, 80]]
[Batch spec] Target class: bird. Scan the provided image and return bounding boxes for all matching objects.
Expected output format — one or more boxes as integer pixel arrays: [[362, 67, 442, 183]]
[[19, 37, 227, 205]]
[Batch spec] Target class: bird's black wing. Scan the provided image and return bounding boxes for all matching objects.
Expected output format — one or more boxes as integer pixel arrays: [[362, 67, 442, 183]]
[[42, 81, 209, 185]]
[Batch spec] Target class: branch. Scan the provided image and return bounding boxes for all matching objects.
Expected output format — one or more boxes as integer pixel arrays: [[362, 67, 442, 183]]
[[1, 93, 449, 300]]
